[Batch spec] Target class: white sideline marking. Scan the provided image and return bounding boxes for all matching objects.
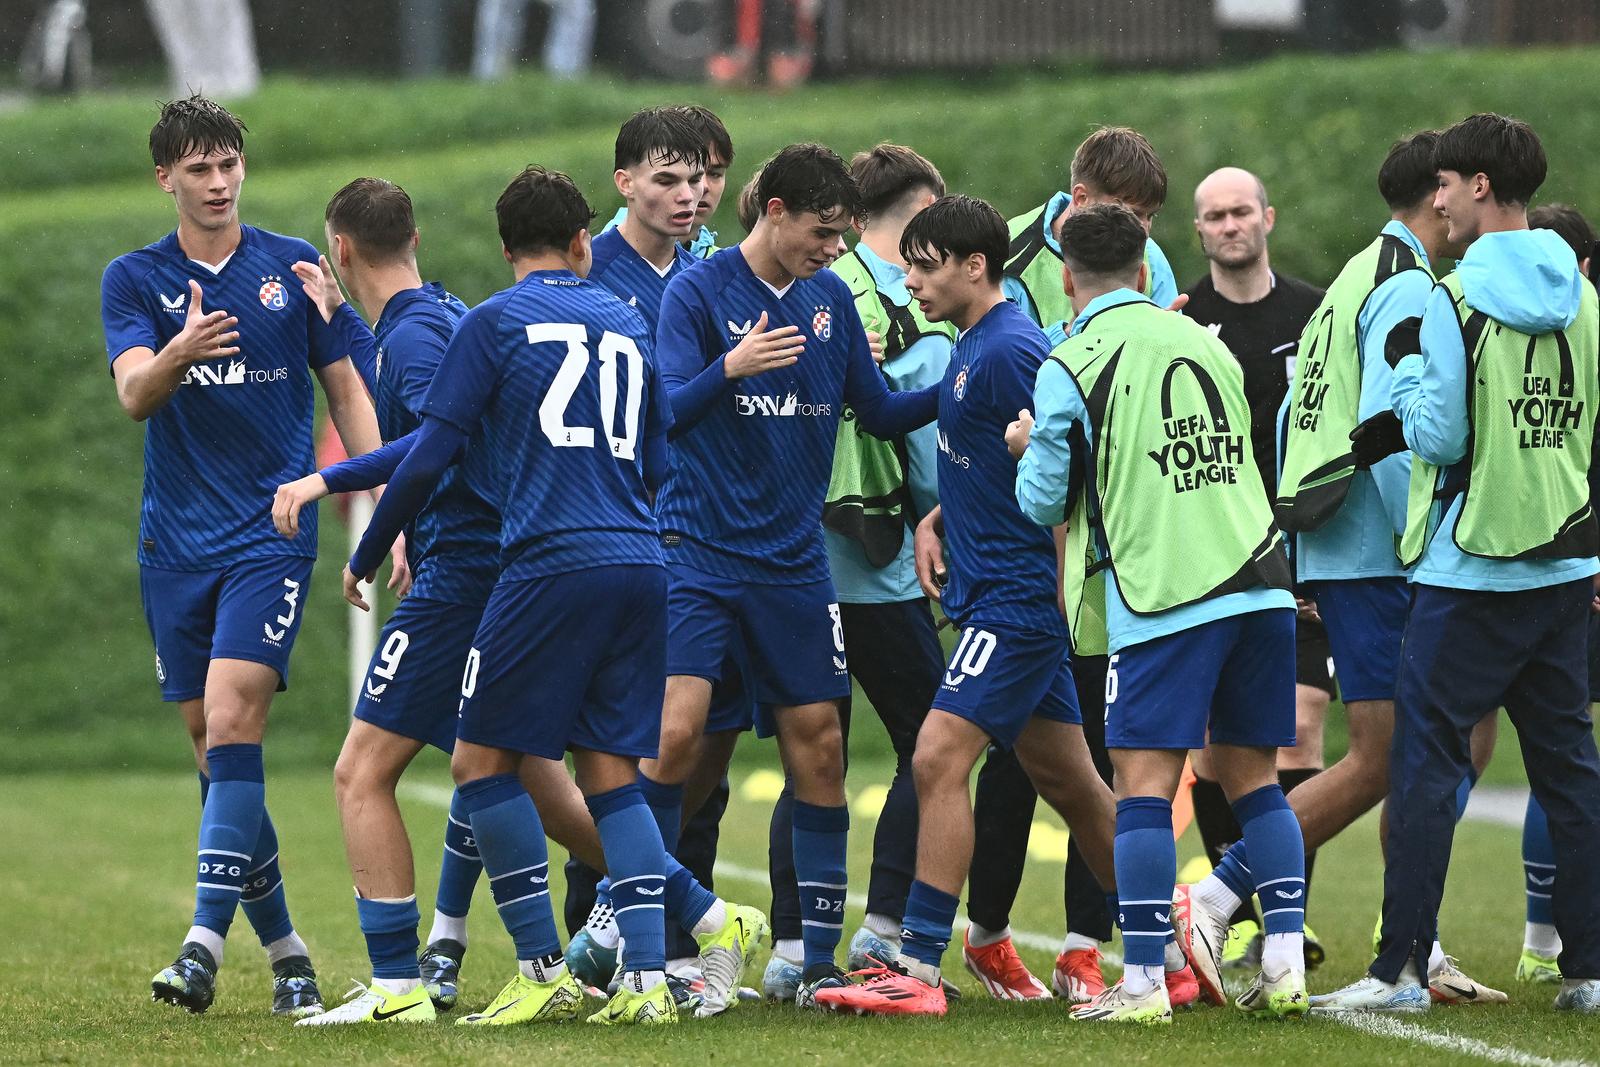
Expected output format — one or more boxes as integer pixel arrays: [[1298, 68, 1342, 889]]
[[1330, 1011, 1595, 1067], [398, 780, 1065, 953]]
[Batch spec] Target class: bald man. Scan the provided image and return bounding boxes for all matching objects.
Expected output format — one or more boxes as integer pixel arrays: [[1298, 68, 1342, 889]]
[[1182, 167, 1330, 972]]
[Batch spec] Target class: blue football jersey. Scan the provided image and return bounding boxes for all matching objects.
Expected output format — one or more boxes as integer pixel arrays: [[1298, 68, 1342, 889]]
[[100, 225, 344, 569], [937, 300, 1068, 636], [420, 269, 671, 581], [370, 284, 501, 605], [654, 246, 931, 585], [588, 227, 694, 339]]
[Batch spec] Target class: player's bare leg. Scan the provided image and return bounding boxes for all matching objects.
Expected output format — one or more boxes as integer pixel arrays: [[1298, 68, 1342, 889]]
[[640, 674, 714, 786], [1015, 719, 1117, 891], [334, 721, 426, 899]]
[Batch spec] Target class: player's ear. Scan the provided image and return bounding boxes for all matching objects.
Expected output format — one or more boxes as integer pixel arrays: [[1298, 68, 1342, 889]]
[[502, 244, 514, 267], [1061, 261, 1076, 299], [155, 165, 174, 195], [570, 228, 591, 265], [614, 168, 632, 199], [1136, 260, 1149, 295], [1263, 204, 1276, 234]]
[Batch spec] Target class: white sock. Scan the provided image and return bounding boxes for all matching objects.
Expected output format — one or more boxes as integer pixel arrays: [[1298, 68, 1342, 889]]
[[622, 968, 667, 992], [1525, 922, 1562, 957], [591, 922, 621, 950], [864, 912, 902, 941], [1164, 939, 1187, 972], [1561, 977, 1591, 993], [264, 930, 310, 967], [373, 976, 421, 995], [1122, 963, 1163, 997], [429, 910, 469, 946], [518, 956, 567, 982], [666, 956, 699, 976], [1062, 932, 1099, 955], [184, 925, 226, 966], [966, 922, 1010, 948], [1193, 874, 1243, 918], [691, 898, 727, 937], [1398, 958, 1423, 987], [774, 938, 804, 964], [1262, 932, 1304, 975], [901, 956, 941, 987], [1428, 940, 1446, 975]]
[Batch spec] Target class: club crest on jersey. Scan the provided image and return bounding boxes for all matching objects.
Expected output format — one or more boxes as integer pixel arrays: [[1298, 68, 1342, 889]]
[[953, 365, 970, 401], [258, 276, 288, 311], [811, 305, 832, 341]]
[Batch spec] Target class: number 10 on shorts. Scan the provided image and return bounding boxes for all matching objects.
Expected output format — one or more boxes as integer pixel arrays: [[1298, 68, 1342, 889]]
[[943, 627, 996, 688]]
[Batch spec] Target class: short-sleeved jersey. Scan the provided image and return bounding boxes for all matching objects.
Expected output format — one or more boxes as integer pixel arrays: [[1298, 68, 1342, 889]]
[[100, 225, 344, 569], [420, 269, 671, 582], [372, 284, 501, 605], [654, 246, 895, 585], [588, 227, 694, 339], [937, 300, 1068, 637]]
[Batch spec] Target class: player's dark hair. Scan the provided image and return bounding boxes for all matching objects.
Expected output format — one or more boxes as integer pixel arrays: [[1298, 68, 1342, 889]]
[[1059, 204, 1147, 282], [672, 104, 734, 164], [1530, 203, 1599, 276], [325, 178, 417, 263], [899, 194, 1008, 284], [736, 165, 766, 234], [496, 165, 596, 257], [614, 107, 708, 173], [1434, 113, 1546, 206], [1378, 130, 1441, 210], [1071, 126, 1167, 211], [149, 93, 247, 169], [756, 143, 865, 226], [850, 144, 946, 221]]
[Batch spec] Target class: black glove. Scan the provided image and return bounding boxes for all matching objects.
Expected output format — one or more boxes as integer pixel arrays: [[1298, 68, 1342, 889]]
[[1349, 410, 1408, 469], [1383, 316, 1423, 369]]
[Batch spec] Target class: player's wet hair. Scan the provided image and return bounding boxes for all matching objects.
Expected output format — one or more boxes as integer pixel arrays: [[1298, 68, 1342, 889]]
[[850, 144, 946, 221], [1071, 126, 1167, 212], [736, 164, 766, 234], [497, 165, 596, 257], [149, 93, 247, 169], [1059, 203, 1147, 284], [325, 177, 417, 263], [672, 104, 734, 165], [1378, 130, 1442, 210], [1530, 203, 1599, 279], [614, 107, 709, 173], [1434, 113, 1546, 206], [756, 143, 865, 226], [899, 194, 1008, 283]]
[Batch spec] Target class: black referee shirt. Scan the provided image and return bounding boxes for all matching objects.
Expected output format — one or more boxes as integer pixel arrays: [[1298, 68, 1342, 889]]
[[1182, 271, 1325, 498]]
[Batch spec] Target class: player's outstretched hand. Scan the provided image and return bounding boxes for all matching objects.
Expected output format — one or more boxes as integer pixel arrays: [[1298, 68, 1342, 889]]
[[167, 279, 240, 366], [1005, 408, 1034, 458], [291, 255, 345, 324], [723, 311, 804, 379], [343, 564, 374, 612], [914, 509, 947, 601], [1349, 410, 1408, 469], [866, 329, 885, 364], [272, 472, 328, 538], [388, 534, 412, 599]]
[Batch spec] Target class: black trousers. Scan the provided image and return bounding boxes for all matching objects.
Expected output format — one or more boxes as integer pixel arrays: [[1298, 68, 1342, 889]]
[[769, 598, 945, 939], [965, 653, 1114, 941], [1373, 580, 1600, 983]]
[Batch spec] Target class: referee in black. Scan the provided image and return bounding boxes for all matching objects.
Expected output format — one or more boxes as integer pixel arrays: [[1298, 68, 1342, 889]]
[[1182, 166, 1329, 968]]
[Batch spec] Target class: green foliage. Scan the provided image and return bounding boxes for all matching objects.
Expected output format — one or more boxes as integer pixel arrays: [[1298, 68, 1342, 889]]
[[5, 49, 1597, 771]]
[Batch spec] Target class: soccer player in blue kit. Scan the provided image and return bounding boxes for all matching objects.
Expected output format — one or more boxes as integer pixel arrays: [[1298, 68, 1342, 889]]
[[643, 143, 940, 1006], [341, 165, 766, 1026], [266, 177, 490, 1025], [101, 94, 390, 1017], [813, 196, 1118, 1018]]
